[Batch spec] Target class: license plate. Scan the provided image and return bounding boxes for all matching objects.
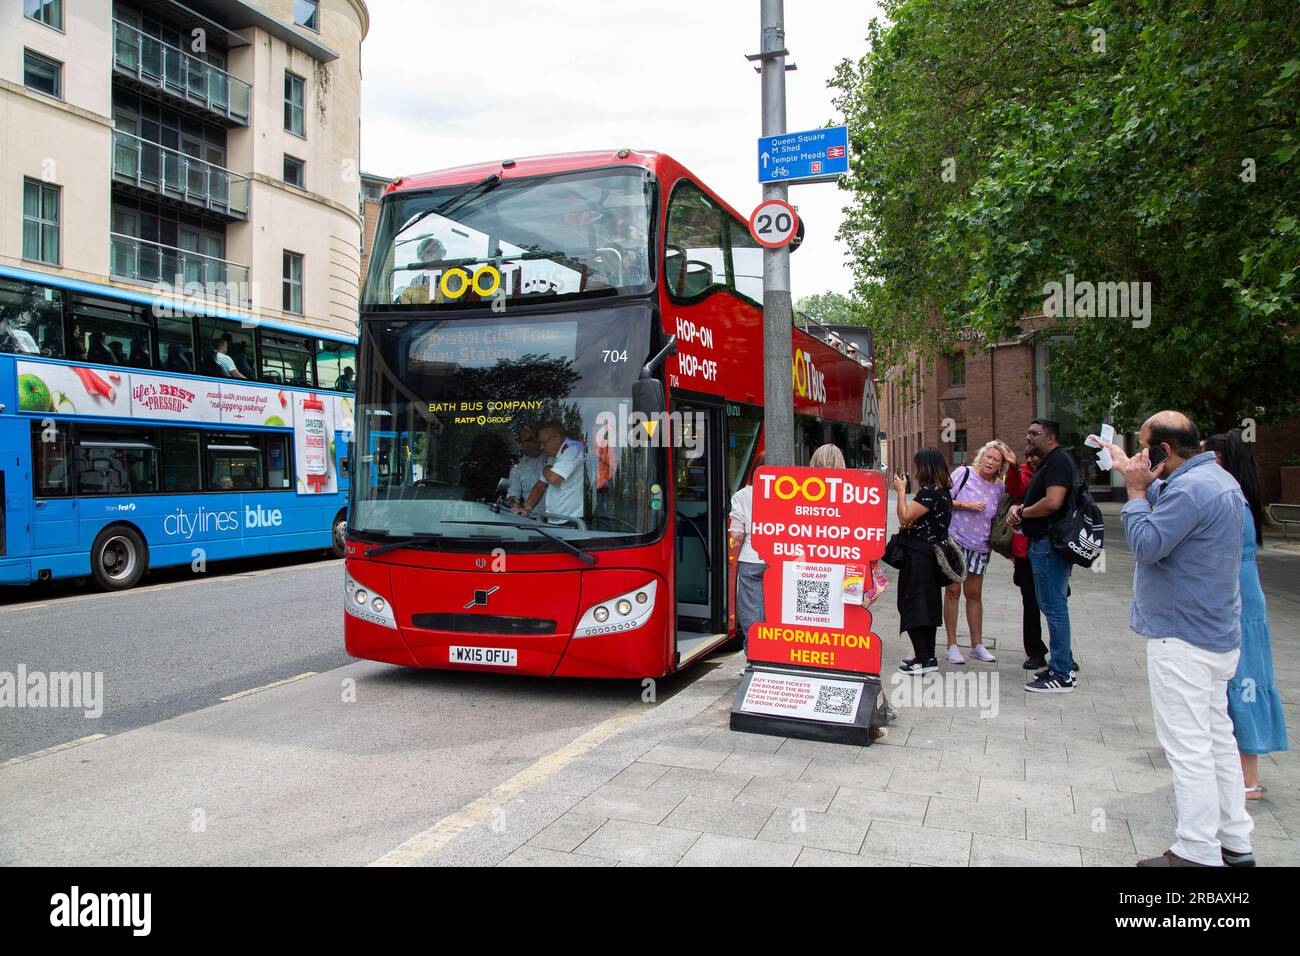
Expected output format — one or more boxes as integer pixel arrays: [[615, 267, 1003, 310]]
[[449, 646, 517, 667]]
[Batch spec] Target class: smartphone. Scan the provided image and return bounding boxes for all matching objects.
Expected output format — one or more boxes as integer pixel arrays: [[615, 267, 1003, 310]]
[[1147, 443, 1169, 471]]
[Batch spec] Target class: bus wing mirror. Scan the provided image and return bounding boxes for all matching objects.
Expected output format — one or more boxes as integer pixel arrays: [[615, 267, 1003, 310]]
[[632, 378, 665, 417]]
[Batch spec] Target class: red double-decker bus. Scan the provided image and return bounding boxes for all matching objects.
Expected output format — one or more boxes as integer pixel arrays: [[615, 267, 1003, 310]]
[[345, 150, 879, 678]]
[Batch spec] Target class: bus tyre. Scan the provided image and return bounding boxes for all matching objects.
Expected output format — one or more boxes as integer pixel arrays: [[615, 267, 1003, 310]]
[[330, 512, 347, 558], [90, 526, 148, 591]]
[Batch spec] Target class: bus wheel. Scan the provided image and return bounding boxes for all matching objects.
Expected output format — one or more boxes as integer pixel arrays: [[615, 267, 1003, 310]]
[[330, 512, 347, 558], [91, 526, 147, 591]]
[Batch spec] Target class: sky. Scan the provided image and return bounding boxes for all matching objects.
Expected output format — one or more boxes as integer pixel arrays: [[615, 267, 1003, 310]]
[[359, 0, 884, 301]]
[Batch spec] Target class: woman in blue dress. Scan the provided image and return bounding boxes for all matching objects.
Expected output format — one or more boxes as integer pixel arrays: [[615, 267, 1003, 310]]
[[1207, 430, 1289, 800]]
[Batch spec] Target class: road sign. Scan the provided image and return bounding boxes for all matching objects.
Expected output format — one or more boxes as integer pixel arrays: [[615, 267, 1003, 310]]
[[758, 125, 850, 184], [749, 199, 799, 248]]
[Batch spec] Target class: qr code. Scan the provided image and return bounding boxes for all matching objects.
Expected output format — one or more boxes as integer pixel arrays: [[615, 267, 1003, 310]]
[[796, 579, 831, 616], [814, 685, 857, 717]]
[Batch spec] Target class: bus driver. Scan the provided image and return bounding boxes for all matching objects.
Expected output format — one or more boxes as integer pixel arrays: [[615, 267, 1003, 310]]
[[522, 422, 585, 521]]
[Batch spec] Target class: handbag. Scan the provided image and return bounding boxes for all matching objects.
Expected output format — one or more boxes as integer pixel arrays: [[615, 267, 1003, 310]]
[[989, 492, 1014, 559], [1049, 476, 1105, 568], [882, 532, 906, 570], [934, 538, 967, 583]]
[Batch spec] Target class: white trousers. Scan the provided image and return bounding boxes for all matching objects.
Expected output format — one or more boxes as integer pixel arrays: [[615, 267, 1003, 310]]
[[1146, 637, 1254, 865]]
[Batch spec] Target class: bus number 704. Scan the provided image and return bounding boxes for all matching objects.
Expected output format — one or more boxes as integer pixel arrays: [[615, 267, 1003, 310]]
[[602, 350, 628, 363]]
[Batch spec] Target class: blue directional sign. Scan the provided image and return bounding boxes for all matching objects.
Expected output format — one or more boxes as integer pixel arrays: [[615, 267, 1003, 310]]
[[758, 125, 850, 184]]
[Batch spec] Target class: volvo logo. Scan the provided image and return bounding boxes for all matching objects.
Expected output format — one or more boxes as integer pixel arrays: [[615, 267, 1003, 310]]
[[475, 557, 487, 569], [464, 586, 499, 609]]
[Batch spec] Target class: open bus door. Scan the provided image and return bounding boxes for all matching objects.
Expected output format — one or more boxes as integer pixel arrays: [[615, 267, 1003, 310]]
[[671, 396, 730, 667]]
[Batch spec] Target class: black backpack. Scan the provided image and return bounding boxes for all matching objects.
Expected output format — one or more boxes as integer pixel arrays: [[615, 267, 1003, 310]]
[[1049, 461, 1105, 568]]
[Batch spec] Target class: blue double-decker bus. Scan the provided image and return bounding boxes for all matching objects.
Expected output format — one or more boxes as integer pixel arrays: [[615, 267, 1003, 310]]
[[0, 265, 355, 590]]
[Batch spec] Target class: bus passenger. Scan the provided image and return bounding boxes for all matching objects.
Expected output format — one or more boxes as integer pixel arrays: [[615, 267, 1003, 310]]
[[523, 422, 585, 520], [506, 426, 545, 512], [729, 452, 766, 652], [397, 238, 447, 305], [212, 337, 247, 380], [335, 366, 356, 391]]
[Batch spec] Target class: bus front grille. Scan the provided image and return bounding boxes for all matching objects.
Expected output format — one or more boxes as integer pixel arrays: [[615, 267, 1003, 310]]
[[410, 613, 557, 636]]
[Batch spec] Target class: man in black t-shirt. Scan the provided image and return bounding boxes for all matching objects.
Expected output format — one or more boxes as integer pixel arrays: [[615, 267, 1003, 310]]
[[1007, 419, 1079, 691]]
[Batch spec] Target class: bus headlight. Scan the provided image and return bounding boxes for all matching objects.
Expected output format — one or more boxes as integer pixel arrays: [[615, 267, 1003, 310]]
[[345, 573, 397, 629], [574, 581, 657, 638]]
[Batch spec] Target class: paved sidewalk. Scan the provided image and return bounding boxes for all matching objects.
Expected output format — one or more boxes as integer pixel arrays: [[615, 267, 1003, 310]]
[[414, 519, 1299, 867]]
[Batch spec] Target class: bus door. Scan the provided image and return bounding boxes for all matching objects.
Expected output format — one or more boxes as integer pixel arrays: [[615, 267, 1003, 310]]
[[29, 421, 78, 554], [671, 398, 728, 659]]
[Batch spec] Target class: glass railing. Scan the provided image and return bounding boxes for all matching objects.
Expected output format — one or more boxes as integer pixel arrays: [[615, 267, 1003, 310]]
[[112, 20, 252, 125], [112, 130, 250, 218], [109, 234, 251, 307]]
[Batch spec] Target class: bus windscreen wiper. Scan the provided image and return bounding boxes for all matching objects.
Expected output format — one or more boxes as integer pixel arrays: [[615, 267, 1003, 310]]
[[397, 173, 502, 238], [363, 533, 444, 557], [441, 519, 596, 566]]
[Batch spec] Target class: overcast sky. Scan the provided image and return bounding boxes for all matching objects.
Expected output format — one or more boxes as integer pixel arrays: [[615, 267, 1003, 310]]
[[360, 0, 884, 301]]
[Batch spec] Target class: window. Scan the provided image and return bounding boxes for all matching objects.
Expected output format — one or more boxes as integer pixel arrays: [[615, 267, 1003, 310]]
[[952, 429, 968, 465], [293, 0, 319, 31], [664, 183, 727, 301], [265, 435, 291, 489], [23, 49, 61, 98], [74, 428, 159, 496], [156, 315, 196, 373], [22, 179, 60, 265], [69, 298, 151, 368], [317, 339, 356, 391], [283, 154, 305, 189], [725, 403, 764, 495], [282, 251, 304, 314], [31, 421, 72, 497], [24, 0, 62, 30], [197, 317, 255, 379], [1, 278, 64, 358], [161, 429, 202, 492], [949, 352, 966, 386], [206, 432, 281, 490], [284, 72, 305, 136], [259, 329, 314, 386], [729, 219, 764, 306]]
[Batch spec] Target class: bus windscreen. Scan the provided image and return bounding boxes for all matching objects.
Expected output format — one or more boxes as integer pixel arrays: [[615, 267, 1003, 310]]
[[350, 305, 666, 552], [361, 167, 655, 310]]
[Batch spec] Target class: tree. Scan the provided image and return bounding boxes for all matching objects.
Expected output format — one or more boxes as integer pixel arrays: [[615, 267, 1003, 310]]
[[794, 291, 867, 327], [831, 0, 1300, 432]]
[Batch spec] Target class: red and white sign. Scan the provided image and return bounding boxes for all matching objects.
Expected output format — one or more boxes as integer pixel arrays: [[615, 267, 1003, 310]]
[[827, 145, 846, 159], [746, 466, 888, 674], [748, 199, 800, 249], [739, 671, 863, 724]]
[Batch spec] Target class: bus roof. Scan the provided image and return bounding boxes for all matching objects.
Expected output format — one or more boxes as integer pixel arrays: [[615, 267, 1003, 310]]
[[388, 150, 664, 195]]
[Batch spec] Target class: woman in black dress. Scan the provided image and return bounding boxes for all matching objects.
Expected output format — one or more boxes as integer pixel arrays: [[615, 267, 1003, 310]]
[[891, 447, 954, 673]]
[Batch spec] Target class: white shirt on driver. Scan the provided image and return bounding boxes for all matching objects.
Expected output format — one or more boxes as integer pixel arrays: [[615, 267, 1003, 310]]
[[542, 439, 585, 519]]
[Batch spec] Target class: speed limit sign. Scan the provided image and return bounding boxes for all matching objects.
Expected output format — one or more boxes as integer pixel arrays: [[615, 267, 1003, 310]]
[[749, 199, 799, 249]]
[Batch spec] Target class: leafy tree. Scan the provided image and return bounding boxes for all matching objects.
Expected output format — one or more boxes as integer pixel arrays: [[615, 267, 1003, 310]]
[[832, 0, 1299, 432], [794, 291, 868, 327]]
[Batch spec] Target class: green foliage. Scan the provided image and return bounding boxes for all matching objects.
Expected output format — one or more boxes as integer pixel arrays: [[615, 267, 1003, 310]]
[[832, 0, 1300, 431], [794, 291, 867, 327]]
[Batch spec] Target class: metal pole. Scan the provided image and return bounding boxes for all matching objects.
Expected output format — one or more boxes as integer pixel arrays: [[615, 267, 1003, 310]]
[[760, 0, 795, 466]]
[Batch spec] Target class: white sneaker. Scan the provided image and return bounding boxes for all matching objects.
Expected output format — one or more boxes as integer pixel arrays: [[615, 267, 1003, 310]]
[[946, 645, 966, 665], [970, 644, 997, 663]]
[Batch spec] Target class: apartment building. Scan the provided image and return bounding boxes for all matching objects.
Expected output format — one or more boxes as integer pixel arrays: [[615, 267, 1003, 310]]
[[1, 0, 370, 337]]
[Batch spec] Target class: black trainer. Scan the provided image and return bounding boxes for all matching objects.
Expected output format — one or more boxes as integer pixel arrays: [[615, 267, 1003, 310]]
[[898, 658, 938, 674], [1025, 670, 1076, 693], [1222, 847, 1256, 867], [1022, 655, 1047, 670]]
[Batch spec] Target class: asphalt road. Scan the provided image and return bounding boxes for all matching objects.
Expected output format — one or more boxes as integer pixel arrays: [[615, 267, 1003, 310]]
[[0, 554, 713, 864]]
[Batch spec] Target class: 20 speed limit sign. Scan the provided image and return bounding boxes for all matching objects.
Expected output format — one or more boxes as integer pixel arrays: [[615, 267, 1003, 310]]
[[749, 199, 800, 249]]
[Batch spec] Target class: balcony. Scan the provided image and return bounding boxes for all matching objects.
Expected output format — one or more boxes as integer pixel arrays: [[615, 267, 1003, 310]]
[[110, 234, 251, 308], [112, 20, 252, 126], [113, 130, 250, 220]]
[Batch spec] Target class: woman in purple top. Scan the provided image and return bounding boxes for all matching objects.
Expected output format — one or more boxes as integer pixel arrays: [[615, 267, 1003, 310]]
[[944, 441, 1013, 664]]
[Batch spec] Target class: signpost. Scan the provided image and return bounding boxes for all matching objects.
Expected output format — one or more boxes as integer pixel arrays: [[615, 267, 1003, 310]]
[[730, 466, 890, 745], [757, 125, 851, 185]]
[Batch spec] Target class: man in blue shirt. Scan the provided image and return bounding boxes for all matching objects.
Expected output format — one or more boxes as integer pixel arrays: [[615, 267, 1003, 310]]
[[1110, 410, 1253, 867]]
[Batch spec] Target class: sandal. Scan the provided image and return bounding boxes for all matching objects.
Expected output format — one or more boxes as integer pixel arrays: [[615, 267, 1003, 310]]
[[1245, 785, 1265, 801]]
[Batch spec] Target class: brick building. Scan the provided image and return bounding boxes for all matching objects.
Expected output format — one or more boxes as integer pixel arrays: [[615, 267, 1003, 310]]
[[882, 319, 1300, 505], [358, 170, 390, 290]]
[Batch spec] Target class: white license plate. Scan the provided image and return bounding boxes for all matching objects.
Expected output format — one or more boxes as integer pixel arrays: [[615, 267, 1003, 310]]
[[449, 646, 517, 667]]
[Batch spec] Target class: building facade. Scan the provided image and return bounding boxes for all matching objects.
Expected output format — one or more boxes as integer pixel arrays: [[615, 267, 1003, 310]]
[[1, 0, 370, 336], [357, 168, 387, 291], [883, 319, 1300, 505]]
